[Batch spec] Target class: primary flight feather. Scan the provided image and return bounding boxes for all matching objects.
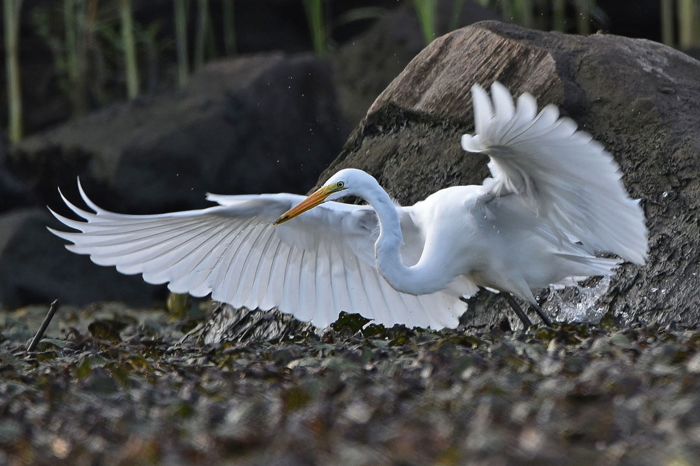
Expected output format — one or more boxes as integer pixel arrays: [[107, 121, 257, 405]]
[[48, 82, 647, 329]]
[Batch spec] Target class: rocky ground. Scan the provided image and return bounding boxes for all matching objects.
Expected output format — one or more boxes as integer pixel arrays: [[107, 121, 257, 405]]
[[1, 303, 699, 465]]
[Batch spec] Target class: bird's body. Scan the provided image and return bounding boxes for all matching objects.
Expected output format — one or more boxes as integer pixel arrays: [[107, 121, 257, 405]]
[[49, 82, 647, 329]]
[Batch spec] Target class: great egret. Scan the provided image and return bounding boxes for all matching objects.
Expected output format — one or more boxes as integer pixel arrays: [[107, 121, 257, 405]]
[[49, 82, 647, 329]]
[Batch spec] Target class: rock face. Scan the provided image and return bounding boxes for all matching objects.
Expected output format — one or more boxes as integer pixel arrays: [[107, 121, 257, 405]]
[[2, 53, 348, 310], [318, 21, 700, 327], [0, 133, 33, 213], [12, 53, 348, 216], [0, 208, 162, 309], [332, 0, 500, 127]]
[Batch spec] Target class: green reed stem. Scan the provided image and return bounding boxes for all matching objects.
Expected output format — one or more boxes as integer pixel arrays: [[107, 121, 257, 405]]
[[678, 0, 700, 49], [64, 0, 79, 93], [516, 0, 534, 28], [223, 0, 236, 55], [303, 0, 326, 54], [195, 0, 208, 69], [4, 0, 23, 142], [120, 0, 139, 98], [501, 0, 512, 20], [175, 0, 189, 88], [205, 3, 217, 58], [552, 0, 566, 31], [575, 0, 591, 35], [412, 0, 437, 44], [449, 0, 467, 31], [661, 0, 674, 46]]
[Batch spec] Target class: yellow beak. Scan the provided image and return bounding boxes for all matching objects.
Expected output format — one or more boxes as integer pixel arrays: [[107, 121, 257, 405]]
[[274, 184, 339, 225]]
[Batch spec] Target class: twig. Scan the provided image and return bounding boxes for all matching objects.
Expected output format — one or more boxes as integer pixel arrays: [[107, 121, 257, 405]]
[[27, 299, 60, 352]]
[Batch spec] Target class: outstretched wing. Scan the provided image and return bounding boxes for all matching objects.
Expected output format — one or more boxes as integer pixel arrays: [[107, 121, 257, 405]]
[[48, 182, 471, 329], [461, 81, 647, 264]]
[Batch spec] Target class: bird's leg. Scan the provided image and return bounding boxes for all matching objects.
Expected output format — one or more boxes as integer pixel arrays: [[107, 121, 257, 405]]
[[530, 301, 553, 327], [504, 293, 533, 328]]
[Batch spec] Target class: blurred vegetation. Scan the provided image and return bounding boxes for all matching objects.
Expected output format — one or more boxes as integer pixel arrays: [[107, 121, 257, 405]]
[[676, 0, 700, 49], [4, 0, 23, 143], [413, 0, 438, 43], [119, 0, 139, 98], [303, 0, 328, 55], [4, 0, 700, 143]]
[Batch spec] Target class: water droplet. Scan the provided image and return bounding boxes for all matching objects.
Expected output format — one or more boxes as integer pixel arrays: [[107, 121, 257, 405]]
[[549, 276, 612, 323]]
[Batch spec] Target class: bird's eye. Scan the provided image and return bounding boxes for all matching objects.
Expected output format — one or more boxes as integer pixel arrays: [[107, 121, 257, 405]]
[[337, 181, 345, 188]]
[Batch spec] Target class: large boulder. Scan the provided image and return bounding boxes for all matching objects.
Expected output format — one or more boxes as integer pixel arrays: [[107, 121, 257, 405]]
[[2, 53, 348, 310], [318, 21, 700, 328], [0, 208, 162, 309], [11, 53, 349, 216], [332, 0, 500, 127], [0, 132, 33, 213]]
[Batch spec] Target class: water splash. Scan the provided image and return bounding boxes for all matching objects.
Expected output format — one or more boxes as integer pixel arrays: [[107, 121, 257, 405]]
[[547, 276, 612, 323]]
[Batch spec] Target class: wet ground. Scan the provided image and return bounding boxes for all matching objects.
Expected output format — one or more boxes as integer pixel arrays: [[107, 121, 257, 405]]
[[1, 303, 699, 465]]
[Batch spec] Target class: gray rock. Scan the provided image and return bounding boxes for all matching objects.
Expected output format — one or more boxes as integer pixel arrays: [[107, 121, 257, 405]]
[[318, 21, 700, 327], [187, 302, 316, 346], [0, 131, 33, 213], [0, 208, 162, 309], [4, 53, 349, 309], [332, 0, 500, 128], [12, 53, 349, 216]]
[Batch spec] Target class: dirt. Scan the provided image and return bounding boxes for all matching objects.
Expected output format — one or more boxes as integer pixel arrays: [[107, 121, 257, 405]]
[[1, 303, 699, 465]]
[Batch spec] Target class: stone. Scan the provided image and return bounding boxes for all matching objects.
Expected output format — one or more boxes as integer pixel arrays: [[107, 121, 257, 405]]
[[318, 21, 700, 327], [3, 53, 349, 309], [332, 0, 500, 128], [0, 131, 33, 213], [12, 53, 349, 216], [0, 208, 162, 309]]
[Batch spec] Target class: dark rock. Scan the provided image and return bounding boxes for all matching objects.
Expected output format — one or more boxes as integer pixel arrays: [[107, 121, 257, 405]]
[[3, 0, 390, 137], [188, 302, 316, 346], [4, 52, 349, 309], [0, 131, 33, 213], [332, 0, 501, 127], [0, 208, 163, 310], [318, 21, 700, 327], [12, 53, 349, 217]]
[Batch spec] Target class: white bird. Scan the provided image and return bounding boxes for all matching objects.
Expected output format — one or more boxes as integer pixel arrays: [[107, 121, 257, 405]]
[[48, 82, 647, 329]]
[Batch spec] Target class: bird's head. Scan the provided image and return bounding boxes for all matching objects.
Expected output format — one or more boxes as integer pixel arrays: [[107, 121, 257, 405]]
[[274, 169, 370, 225]]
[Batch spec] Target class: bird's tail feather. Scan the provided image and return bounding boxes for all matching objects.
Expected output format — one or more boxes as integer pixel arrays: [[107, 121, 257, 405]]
[[554, 252, 620, 279]]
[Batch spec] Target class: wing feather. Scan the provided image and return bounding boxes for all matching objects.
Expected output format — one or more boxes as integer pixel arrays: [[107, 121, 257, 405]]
[[138, 222, 230, 281], [49, 184, 473, 329], [461, 81, 647, 264], [326, 244, 340, 312], [258, 239, 285, 310], [210, 218, 255, 294], [341, 249, 362, 315], [331, 244, 353, 314], [362, 259, 392, 325], [230, 225, 267, 307], [316, 243, 334, 314], [232, 225, 267, 306], [249, 227, 279, 307], [188, 223, 246, 296], [279, 244, 301, 316]]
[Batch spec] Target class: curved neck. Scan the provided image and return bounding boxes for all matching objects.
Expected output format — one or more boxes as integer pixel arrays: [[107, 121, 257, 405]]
[[360, 177, 451, 295]]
